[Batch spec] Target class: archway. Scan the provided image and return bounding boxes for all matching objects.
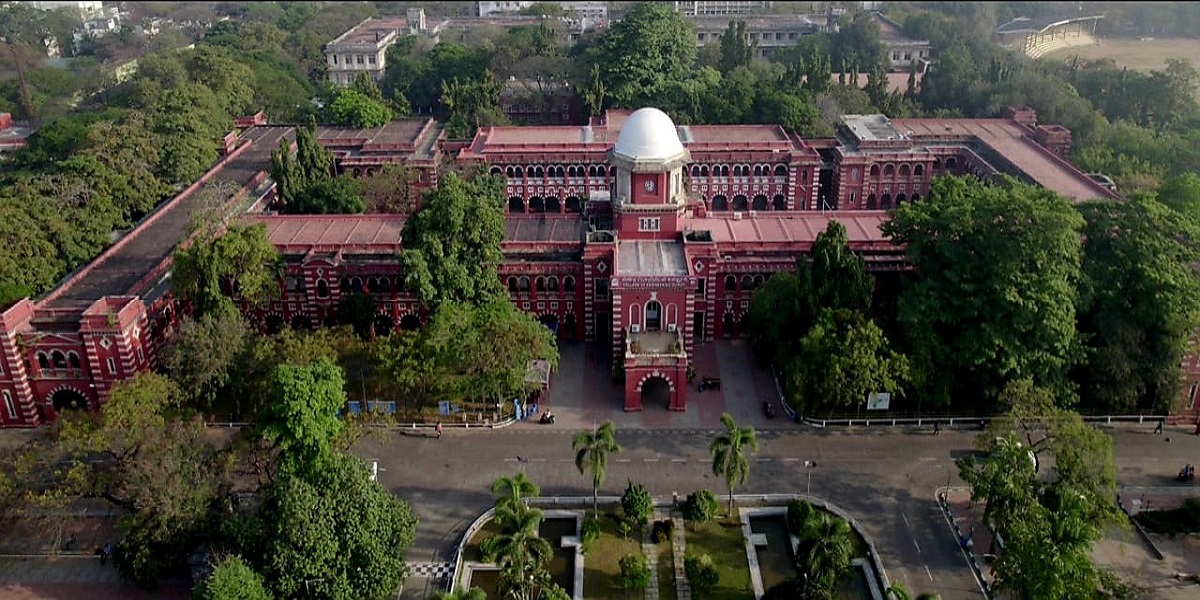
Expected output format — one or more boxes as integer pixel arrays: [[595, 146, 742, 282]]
[[545, 196, 561, 213], [539, 313, 559, 334], [772, 195, 787, 211], [866, 194, 877, 209], [508, 197, 525, 213], [50, 388, 88, 412], [529, 196, 545, 213], [645, 300, 662, 331], [291, 315, 314, 331], [640, 376, 672, 410], [565, 196, 582, 213], [732, 195, 748, 211], [373, 314, 394, 336], [265, 314, 284, 335], [399, 314, 422, 331], [712, 195, 728, 211], [722, 312, 735, 338], [564, 313, 577, 340], [752, 195, 768, 210]]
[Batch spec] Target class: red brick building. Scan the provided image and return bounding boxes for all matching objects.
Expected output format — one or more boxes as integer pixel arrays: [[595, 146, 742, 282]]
[[4, 105, 1195, 426]]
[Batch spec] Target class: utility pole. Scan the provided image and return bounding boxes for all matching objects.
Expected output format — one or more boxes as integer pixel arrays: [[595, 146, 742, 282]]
[[5, 41, 36, 122]]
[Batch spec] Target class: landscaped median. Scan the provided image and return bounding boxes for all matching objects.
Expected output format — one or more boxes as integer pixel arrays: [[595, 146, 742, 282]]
[[447, 492, 890, 600]]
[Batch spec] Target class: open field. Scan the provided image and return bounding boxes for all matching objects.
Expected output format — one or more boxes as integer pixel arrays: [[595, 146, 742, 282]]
[[1044, 37, 1200, 71]]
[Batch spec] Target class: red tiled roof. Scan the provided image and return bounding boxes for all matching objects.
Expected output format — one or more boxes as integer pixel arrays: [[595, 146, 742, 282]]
[[256, 215, 404, 253], [688, 212, 892, 245], [504, 217, 585, 243]]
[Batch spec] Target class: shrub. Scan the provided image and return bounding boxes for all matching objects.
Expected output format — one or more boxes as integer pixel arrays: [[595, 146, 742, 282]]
[[682, 489, 719, 526], [621, 480, 653, 527], [786, 498, 816, 536], [684, 553, 720, 598], [1134, 497, 1200, 534], [581, 516, 601, 544], [651, 519, 674, 543], [618, 552, 650, 590]]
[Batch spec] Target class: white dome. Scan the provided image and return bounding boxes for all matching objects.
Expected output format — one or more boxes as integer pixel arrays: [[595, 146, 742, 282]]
[[612, 107, 685, 162]]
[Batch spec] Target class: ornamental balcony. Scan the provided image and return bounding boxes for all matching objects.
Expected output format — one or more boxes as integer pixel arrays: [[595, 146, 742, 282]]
[[625, 328, 686, 367]]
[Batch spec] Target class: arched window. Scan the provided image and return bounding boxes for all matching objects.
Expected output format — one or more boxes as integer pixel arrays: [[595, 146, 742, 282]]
[[568, 166, 578, 178], [51, 350, 67, 369], [883, 164, 895, 178], [37, 352, 49, 370], [753, 274, 765, 288], [724, 275, 737, 291], [741, 275, 755, 291], [691, 165, 701, 176], [945, 157, 957, 170], [526, 166, 536, 177], [535, 166, 544, 178], [547, 276, 559, 292], [712, 195, 729, 211], [914, 164, 925, 179], [316, 279, 330, 298], [869, 165, 880, 178], [701, 165, 709, 176], [509, 197, 525, 213], [508, 277, 519, 293], [518, 276, 530, 292], [899, 164, 910, 178], [733, 195, 748, 211], [774, 165, 787, 177], [897, 193, 908, 204], [68, 352, 81, 370], [753, 165, 763, 177], [752, 195, 768, 210], [867, 194, 878, 209], [506, 166, 517, 177], [563, 276, 576, 292], [535, 276, 547, 292], [490, 166, 503, 175], [350, 277, 364, 294], [773, 195, 787, 210]]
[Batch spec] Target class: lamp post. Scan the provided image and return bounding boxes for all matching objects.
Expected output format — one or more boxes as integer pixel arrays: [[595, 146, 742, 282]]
[[804, 460, 817, 496]]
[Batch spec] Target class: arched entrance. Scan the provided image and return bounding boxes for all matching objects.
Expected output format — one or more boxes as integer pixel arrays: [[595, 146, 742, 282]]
[[645, 300, 662, 331], [722, 312, 735, 338], [291, 315, 313, 331], [265, 314, 285, 335], [712, 195, 728, 211], [373, 314, 394, 336], [539, 313, 559, 334], [640, 376, 672, 409], [508, 197, 525, 213], [564, 313, 577, 340], [50, 388, 88, 412], [399, 314, 422, 331]]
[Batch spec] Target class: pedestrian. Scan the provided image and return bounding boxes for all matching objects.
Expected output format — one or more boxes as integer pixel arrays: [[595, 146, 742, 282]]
[[933, 420, 941, 435], [100, 543, 112, 566], [435, 422, 442, 439], [1154, 419, 1164, 434]]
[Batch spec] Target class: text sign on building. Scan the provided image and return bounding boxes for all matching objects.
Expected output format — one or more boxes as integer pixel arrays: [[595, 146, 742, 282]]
[[612, 276, 690, 289]]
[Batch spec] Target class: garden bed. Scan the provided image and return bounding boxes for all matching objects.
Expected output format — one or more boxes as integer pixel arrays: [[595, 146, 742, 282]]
[[686, 519, 754, 599], [582, 514, 643, 599], [657, 534, 678, 599], [1135, 498, 1200, 535]]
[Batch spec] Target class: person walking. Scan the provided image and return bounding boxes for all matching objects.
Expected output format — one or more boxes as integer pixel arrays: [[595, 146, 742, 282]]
[[933, 420, 941, 435], [100, 543, 112, 566], [435, 422, 442, 439], [1154, 419, 1164, 434]]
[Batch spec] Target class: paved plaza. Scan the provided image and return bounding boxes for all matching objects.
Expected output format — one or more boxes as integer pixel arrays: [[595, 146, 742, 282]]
[[3, 341, 1200, 600]]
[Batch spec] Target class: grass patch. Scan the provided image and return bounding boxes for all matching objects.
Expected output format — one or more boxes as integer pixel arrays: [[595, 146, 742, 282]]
[[686, 518, 754, 600], [1044, 38, 1200, 73], [658, 533, 677, 599], [582, 512, 643, 599]]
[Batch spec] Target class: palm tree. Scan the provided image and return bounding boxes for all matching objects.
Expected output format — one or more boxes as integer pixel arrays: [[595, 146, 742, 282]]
[[886, 582, 941, 600], [709, 412, 758, 515], [491, 471, 540, 511], [572, 421, 622, 517], [796, 513, 856, 597], [482, 504, 554, 599]]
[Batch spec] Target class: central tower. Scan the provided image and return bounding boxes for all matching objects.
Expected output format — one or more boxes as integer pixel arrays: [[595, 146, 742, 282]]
[[609, 108, 691, 240]]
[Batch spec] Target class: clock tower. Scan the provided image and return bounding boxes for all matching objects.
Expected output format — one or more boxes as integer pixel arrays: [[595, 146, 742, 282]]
[[608, 108, 690, 240]]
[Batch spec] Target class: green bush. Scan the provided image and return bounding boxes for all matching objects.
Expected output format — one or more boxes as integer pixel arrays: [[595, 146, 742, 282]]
[[621, 480, 653, 527], [684, 553, 720, 598], [786, 498, 816, 536], [682, 490, 719, 526], [618, 553, 650, 590], [651, 519, 674, 544], [581, 516, 601, 544], [1135, 497, 1200, 534]]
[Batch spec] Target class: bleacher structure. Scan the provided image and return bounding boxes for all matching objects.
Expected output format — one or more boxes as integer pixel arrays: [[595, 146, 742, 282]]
[[994, 15, 1104, 59]]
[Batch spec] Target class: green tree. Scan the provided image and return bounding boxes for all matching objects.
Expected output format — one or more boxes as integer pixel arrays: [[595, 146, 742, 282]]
[[192, 554, 271, 600], [619, 553, 650, 590], [684, 554, 720, 598], [787, 309, 909, 414], [794, 513, 855, 599], [262, 452, 417, 600], [258, 358, 347, 477], [1074, 194, 1200, 413], [718, 21, 755, 74], [146, 83, 230, 185], [359, 163, 419, 214], [586, 2, 696, 108], [958, 379, 1124, 599], [433, 588, 487, 600], [172, 222, 284, 320], [373, 329, 446, 415], [490, 471, 541, 512], [328, 87, 393, 128], [283, 175, 365, 215], [398, 170, 507, 308], [162, 310, 252, 412], [681, 490, 719, 528], [572, 421, 622, 517], [709, 413, 758, 515], [481, 503, 556, 600], [619, 479, 652, 528], [442, 71, 508, 138], [883, 176, 1085, 410]]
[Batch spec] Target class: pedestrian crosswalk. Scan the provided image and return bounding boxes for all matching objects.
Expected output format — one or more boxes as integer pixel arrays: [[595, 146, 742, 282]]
[[408, 561, 455, 578]]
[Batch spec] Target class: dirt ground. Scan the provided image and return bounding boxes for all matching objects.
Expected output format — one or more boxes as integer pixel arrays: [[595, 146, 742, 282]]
[[1044, 37, 1200, 72], [1092, 526, 1200, 599]]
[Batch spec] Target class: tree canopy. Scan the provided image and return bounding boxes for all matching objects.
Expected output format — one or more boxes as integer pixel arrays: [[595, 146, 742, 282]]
[[585, 2, 697, 109], [171, 221, 284, 320]]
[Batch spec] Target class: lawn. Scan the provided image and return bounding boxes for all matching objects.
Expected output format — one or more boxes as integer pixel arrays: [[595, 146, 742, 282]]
[[685, 519, 754, 600], [582, 515, 643, 599], [1043, 37, 1200, 73]]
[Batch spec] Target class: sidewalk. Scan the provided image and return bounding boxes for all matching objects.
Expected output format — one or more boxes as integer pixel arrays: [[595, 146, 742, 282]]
[[0, 557, 189, 600]]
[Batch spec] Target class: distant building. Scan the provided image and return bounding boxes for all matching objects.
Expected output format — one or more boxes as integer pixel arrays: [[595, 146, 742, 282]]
[[477, 1, 533, 17], [324, 11, 427, 87], [690, 14, 820, 60], [674, 1, 772, 17], [23, 0, 103, 19], [475, 1, 608, 31], [868, 11, 931, 71]]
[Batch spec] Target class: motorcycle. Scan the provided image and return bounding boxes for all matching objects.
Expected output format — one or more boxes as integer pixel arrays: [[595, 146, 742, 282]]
[[1177, 464, 1195, 483], [763, 401, 776, 419], [538, 411, 556, 425]]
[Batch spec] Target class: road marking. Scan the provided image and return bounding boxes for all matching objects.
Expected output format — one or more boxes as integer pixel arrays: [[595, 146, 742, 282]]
[[901, 513, 910, 528], [912, 537, 922, 554], [925, 565, 934, 582], [503, 458, 518, 462], [920, 457, 937, 462], [616, 458, 631, 463], [645, 458, 661, 463], [756, 458, 773, 462], [782, 458, 800, 463], [532, 458, 547, 462], [556, 458, 572, 463], [671, 458, 687, 463]]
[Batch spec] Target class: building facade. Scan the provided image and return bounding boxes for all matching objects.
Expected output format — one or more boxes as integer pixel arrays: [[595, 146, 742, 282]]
[[5, 105, 1196, 428], [324, 12, 426, 87]]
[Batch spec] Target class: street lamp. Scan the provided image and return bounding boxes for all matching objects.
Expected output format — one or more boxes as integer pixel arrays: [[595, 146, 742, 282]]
[[804, 460, 817, 496]]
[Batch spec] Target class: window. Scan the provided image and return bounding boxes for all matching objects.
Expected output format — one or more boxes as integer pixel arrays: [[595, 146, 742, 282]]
[[356, 54, 364, 64], [331, 55, 338, 65], [724, 275, 737, 292], [106, 358, 116, 374], [68, 352, 81, 370], [37, 352, 49, 370], [563, 276, 576, 292], [594, 278, 610, 300], [368, 55, 377, 64], [1191, 384, 1199, 410], [3, 391, 14, 419], [892, 52, 900, 61], [638, 217, 660, 232], [904, 52, 912, 61], [137, 347, 145, 363], [695, 278, 706, 297]]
